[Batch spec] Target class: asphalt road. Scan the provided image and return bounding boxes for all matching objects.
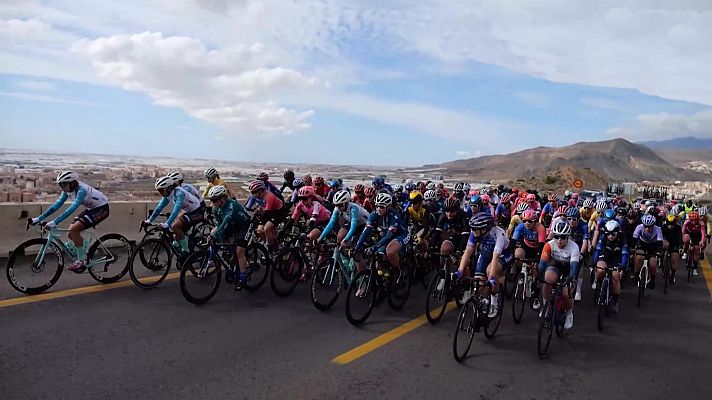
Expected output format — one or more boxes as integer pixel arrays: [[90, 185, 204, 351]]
[[2, 258, 712, 400]]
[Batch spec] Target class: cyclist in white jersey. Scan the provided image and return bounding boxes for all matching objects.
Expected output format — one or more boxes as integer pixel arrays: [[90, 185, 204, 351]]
[[167, 171, 202, 200], [145, 175, 204, 254], [31, 171, 109, 271]]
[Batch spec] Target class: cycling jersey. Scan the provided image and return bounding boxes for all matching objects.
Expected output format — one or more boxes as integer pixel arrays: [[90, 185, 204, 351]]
[[38, 181, 108, 225], [633, 224, 663, 244], [682, 220, 707, 241], [568, 220, 589, 248], [356, 209, 406, 251], [149, 186, 201, 226], [265, 181, 285, 202], [291, 200, 331, 225], [539, 239, 580, 279], [507, 214, 522, 238], [201, 178, 233, 199], [319, 202, 369, 242], [495, 202, 512, 228], [404, 204, 432, 229], [245, 191, 283, 211], [212, 198, 250, 239], [314, 184, 329, 198], [661, 222, 682, 246], [594, 234, 629, 270], [512, 222, 547, 248], [467, 226, 513, 275], [436, 210, 469, 236], [579, 207, 593, 222]]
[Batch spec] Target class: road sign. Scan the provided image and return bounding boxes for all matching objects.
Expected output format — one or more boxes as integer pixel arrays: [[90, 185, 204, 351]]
[[573, 179, 584, 189]]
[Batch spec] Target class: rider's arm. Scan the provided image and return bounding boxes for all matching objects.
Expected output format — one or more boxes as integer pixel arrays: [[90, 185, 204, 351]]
[[148, 197, 170, 222], [318, 208, 339, 241], [537, 242, 552, 276], [458, 235, 476, 273], [52, 186, 87, 224], [201, 182, 213, 199], [568, 243, 581, 280], [621, 241, 630, 271], [165, 190, 185, 226], [355, 213, 377, 250], [343, 205, 361, 242], [213, 203, 234, 238], [37, 192, 68, 221]]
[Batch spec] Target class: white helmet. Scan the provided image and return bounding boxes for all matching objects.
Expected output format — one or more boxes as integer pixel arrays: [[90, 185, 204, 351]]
[[57, 171, 78, 184], [595, 200, 607, 212], [167, 171, 183, 182], [204, 168, 218, 179], [425, 182, 436, 190], [332, 190, 351, 205], [208, 185, 228, 199], [155, 176, 175, 190], [374, 193, 393, 207], [423, 189, 437, 201], [551, 221, 572, 236]]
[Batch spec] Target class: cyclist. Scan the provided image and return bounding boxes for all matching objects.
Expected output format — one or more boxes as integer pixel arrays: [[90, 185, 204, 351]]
[[372, 176, 394, 195], [593, 220, 628, 313], [434, 197, 470, 268], [245, 180, 285, 252], [580, 199, 594, 224], [202, 168, 233, 199], [313, 176, 329, 197], [506, 202, 531, 238], [495, 193, 512, 229], [562, 207, 589, 301], [509, 209, 546, 309], [403, 191, 434, 251], [423, 189, 441, 219], [280, 169, 296, 193], [363, 186, 377, 212], [318, 189, 369, 251], [456, 211, 513, 317], [208, 185, 251, 289], [256, 172, 285, 202], [287, 177, 306, 204], [632, 214, 663, 289], [682, 210, 707, 275], [538, 221, 580, 329], [145, 175, 204, 257], [31, 171, 110, 271], [661, 213, 682, 284], [354, 193, 407, 272], [285, 185, 331, 245], [167, 171, 201, 200]]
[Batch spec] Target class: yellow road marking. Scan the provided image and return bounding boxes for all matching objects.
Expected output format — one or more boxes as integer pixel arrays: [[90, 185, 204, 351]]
[[0, 272, 181, 308], [701, 259, 712, 302], [332, 302, 458, 365]]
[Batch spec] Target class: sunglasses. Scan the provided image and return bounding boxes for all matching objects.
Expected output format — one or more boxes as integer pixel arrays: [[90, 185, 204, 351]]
[[566, 217, 577, 221], [522, 219, 534, 223], [553, 235, 568, 240], [376, 205, 387, 209]]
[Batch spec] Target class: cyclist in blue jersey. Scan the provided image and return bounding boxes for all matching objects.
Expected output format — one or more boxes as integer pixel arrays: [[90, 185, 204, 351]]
[[31, 171, 110, 271], [355, 193, 407, 272], [371, 177, 394, 196], [434, 197, 470, 268], [256, 172, 285, 202], [145, 175, 204, 255], [495, 193, 512, 229], [593, 220, 629, 313]]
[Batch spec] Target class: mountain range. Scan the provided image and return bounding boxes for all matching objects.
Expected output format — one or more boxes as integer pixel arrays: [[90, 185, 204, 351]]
[[419, 138, 710, 184], [639, 137, 712, 165]]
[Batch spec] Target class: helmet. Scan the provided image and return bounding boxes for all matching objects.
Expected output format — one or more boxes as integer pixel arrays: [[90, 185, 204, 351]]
[[515, 202, 530, 214], [292, 177, 305, 188], [688, 211, 700, 221], [481, 194, 490, 204], [405, 182, 416, 192], [564, 190, 572, 197], [500, 194, 511, 203], [354, 184, 365, 193], [248, 180, 266, 193], [616, 206, 628, 216], [521, 210, 537, 221], [444, 197, 460, 211], [417, 182, 426, 192], [526, 194, 536, 202], [374, 193, 392, 207], [208, 185, 228, 200], [204, 168, 218, 179], [645, 200, 652, 206], [666, 214, 676, 223], [426, 182, 436, 190], [302, 175, 313, 186], [57, 170, 78, 184], [565, 207, 580, 219], [424, 189, 437, 201], [627, 209, 639, 219], [372, 177, 384, 186], [284, 169, 295, 181], [167, 171, 183, 182], [469, 211, 494, 230], [699, 206, 708, 215], [453, 182, 464, 192], [393, 184, 403, 193], [645, 206, 656, 215], [603, 209, 616, 220], [155, 175, 175, 190], [551, 221, 572, 236], [314, 176, 325, 185], [595, 200, 607, 212], [547, 194, 556, 201], [409, 191, 423, 202], [436, 188, 445, 198], [469, 194, 482, 206], [603, 220, 620, 234], [463, 183, 471, 192], [572, 192, 579, 199], [332, 190, 351, 205], [437, 183, 445, 189], [365, 187, 376, 197], [556, 205, 568, 216], [641, 214, 656, 226], [329, 179, 341, 189], [298, 186, 315, 199], [583, 199, 594, 209]]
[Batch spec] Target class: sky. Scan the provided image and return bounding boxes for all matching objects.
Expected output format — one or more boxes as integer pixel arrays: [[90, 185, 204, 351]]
[[1, 0, 712, 167]]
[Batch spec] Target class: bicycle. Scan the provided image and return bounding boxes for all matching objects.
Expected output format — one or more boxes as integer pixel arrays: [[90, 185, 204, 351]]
[[537, 276, 572, 359], [345, 251, 411, 326], [404, 224, 437, 290], [660, 249, 671, 295], [452, 276, 504, 362], [310, 245, 358, 311], [594, 263, 619, 332], [270, 226, 333, 297], [6, 219, 132, 295], [511, 258, 539, 324], [684, 244, 696, 283], [637, 256, 653, 308], [179, 236, 270, 305], [135, 212, 212, 267], [424, 249, 467, 324]]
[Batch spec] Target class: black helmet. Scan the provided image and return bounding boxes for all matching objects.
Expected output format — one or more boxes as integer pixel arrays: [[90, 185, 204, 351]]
[[284, 169, 295, 181]]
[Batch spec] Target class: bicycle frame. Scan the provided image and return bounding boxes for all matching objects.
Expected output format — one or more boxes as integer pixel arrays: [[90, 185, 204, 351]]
[[33, 226, 99, 267]]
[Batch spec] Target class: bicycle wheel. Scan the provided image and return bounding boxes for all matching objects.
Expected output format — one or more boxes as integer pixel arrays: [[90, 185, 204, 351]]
[[311, 257, 343, 311], [129, 238, 172, 289], [180, 251, 222, 305], [425, 270, 449, 324], [597, 278, 609, 332], [270, 248, 302, 297], [189, 222, 213, 251], [537, 300, 554, 359], [512, 272, 526, 324], [637, 268, 647, 308], [86, 233, 132, 284], [453, 296, 477, 362], [6, 238, 64, 295], [388, 265, 412, 310], [345, 269, 377, 326], [687, 254, 693, 283], [503, 263, 517, 299], [663, 255, 670, 295], [484, 292, 504, 338], [244, 242, 270, 292]]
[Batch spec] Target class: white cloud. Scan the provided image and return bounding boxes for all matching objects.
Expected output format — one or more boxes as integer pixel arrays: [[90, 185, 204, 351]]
[[0, 91, 104, 106], [13, 80, 55, 91], [0, 18, 48, 37], [606, 108, 712, 140], [72, 32, 316, 134]]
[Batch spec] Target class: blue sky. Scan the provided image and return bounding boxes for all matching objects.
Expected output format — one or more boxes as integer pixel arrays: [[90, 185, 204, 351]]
[[2, 1, 711, 166]]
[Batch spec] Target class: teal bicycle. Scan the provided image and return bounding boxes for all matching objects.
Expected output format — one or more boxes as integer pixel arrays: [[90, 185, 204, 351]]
[[6, 219, 132, 295], [310, 245, 358, 311]]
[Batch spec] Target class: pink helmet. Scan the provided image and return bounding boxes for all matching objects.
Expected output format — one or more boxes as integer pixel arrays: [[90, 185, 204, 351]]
[[526, 193, 536, 202], [249, 180, 265, 192], [500, 193, 511, 203], [297, 186, 315, 199], [568, 199, 576, 207], [572, 192, 579, 199], [481, 194, 490, 204]]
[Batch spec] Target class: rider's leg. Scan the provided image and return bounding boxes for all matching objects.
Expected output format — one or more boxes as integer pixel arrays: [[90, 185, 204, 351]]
[[440, 240, 454, 266], [68, 220, 87, 259], [386, 240, 401, 269], [542, 267, 558, 302], [264, 221, 276, 247], [171, 218, 188, 251]]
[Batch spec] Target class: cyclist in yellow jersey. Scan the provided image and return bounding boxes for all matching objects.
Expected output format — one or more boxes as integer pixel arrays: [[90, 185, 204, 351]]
[[580, 199, 594, 223], [507, 202, 530, 238], [202, 168, 234, 199], [403, 191, 433, 250]]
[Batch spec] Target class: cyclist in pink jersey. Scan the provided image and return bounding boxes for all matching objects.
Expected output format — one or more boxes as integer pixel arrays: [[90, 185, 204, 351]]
[[682, 211, 707, 274], [287, 186, 331, 244], [248, 180, 285, 250]]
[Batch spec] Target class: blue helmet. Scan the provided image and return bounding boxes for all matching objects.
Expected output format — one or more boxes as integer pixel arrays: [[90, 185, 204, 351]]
[[469, 211, 493, 230], [372, 177, 384, 186], [641, 214, 656, 227], [565, 207, 580, 219], [603, 209, 616, 220], [469, 194, 482, 206], [292, 178, 305, 188]]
